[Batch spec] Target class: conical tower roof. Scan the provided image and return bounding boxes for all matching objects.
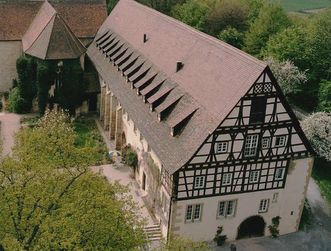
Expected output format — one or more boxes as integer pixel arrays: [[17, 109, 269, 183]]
[[22, 1, 86, 60]]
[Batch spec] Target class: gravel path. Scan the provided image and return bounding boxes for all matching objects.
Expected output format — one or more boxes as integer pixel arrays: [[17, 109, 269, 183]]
[[0, 113, 21, 156]]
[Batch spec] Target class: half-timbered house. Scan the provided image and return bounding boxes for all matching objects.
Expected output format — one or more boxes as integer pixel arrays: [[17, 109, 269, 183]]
[[87, 0, 314, 242]]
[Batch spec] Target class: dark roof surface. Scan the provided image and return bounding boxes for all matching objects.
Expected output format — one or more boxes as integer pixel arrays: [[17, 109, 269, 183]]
[[0, 0, 107, 41], [87, 0, 267, 173], [23, 1, 86, 60]]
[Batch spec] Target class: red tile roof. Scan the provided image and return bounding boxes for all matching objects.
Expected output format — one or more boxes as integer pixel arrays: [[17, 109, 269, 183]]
[[88, 0, 267, 173], [0, 0, 107, 41], [23, 1, 86, 60]]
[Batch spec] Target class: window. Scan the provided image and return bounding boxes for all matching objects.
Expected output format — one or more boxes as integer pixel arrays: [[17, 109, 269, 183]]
[[186, 204, 202, 222], [218, 200, 237, 218], [249, 170, 260, 183], [186, 205, 193, 221], [244, 135, 259, 157], [272, 193, 279, 203], [275, 168, 285, 180], [194, 176, 205, 189], [275, 136, 286, 147], [250, 97, 267, 124], [222, 173, 232, 185], [216, 142, 228, 154], [259, 199, 269, 213], [262, 137, 270, 149], [194, 204, 202, 220]]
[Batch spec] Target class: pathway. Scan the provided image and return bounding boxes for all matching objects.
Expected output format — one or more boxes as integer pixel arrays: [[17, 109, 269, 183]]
[[0, 112, 21, 156]]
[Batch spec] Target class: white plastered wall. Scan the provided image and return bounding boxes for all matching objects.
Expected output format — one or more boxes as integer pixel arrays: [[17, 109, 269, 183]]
[[0, 41, 22, 93], [121, 110, 170, 236], [171, 157, 313, 241]]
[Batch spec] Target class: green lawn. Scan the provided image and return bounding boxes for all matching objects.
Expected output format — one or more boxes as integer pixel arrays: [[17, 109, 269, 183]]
[[277, 0, 331, 12], [312, 158, 331, 204]]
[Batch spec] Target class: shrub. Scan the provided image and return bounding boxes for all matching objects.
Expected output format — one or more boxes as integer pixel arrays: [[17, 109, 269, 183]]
[[214, 225, 227, 246], [125, 149, 138, 168], [268, 216, 281, 238], [8, 87, 25, 114]]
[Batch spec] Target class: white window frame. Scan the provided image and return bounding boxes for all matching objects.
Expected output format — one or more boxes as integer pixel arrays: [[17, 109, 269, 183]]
[[259, 199, 269, 213], [244, 135, 259, 157], [185, 204, 202, 222], [218, 200, 237, 218], [272, 192, 279, 203], [275, 168, 285, 180], [249, 170, 260, 183], [262, 137, 270, 149], [194, 176, 205, 189], [275, 135, 287, 147], [216, 142, 228, 154], [222, 173, 232, 185]]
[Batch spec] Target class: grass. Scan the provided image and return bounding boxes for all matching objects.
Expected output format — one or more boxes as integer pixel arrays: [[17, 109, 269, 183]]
[[299, 199, 313, 230], [73, 116, 111, 165], [312, 158, 331, 204], [276, 0, 331, 12]]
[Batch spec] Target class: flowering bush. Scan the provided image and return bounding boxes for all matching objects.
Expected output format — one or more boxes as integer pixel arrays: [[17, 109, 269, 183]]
[[301, 112, 331, 161]]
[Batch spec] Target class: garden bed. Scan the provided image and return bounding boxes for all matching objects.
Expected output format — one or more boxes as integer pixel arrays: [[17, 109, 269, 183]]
[[73, 116, 112, 165]]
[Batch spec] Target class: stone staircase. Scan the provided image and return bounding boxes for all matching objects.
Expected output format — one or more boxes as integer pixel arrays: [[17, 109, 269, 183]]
[[144, 224, 162, 241]]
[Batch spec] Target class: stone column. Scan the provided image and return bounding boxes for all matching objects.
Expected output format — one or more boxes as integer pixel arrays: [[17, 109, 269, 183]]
[[115, 107, 123, 151], [100, 84, 106, 121], [103, 90, 111, 130], [108, 94, 117, 140]]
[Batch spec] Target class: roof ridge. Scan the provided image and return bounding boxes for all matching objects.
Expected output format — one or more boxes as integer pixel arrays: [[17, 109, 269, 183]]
[[127, 0, 266, 68]]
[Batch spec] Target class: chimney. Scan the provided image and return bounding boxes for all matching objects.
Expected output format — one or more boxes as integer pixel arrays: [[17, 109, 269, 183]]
[[176, 61, 184, 72]]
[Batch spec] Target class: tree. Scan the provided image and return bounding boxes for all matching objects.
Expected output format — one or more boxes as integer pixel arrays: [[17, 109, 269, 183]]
[[56, 59, 85, 115], [244, 3, 290, 56], [318, 80, 331, 113], [301, 112, 331, 161], [205, 0, 249, 36], [171, 0, 213, 31], [14, 56, 38, 113], [265, 57, 307, 96], [218, 27, 244, 48], [0, 110, 146, 250], [263, 26, 310, 71], [308, 9, 331, 82], [36, 61, 54, 116]]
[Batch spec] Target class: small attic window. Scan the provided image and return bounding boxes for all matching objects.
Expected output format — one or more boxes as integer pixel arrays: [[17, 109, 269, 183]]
[[176, 61, 184, 72]]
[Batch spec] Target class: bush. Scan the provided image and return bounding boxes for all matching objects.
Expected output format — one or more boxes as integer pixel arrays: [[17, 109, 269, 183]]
[[318, 80, 331, 113], [214, 225, 227, 246], [268, 216, 281, 238], [8, 87, 25, 114], [125, 149, 138, 168]]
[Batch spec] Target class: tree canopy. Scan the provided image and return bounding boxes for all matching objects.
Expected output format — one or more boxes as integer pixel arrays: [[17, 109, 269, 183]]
[[244, 3, 290, 56], [0, 110, 146, 250]]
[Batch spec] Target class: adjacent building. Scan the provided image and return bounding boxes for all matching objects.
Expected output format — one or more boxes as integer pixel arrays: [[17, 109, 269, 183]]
[[0, 0, 107, 95]]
